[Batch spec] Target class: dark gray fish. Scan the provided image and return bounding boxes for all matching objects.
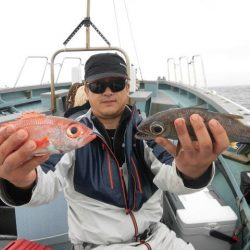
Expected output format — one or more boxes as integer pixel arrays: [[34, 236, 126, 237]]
[[135, 107, 250, 143]]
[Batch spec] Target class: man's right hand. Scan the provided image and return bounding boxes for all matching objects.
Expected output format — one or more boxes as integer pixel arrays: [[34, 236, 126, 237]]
[[0, 126, 49, 189]]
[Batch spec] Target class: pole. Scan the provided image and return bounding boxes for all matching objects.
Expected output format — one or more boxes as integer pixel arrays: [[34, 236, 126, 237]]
[[86, 0, 90, 48]]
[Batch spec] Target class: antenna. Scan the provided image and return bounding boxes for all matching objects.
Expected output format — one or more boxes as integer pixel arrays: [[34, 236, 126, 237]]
[[63, 0, 110, 47]]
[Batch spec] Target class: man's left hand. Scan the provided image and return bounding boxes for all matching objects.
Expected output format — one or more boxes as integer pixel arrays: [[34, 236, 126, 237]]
[[155, 114, 230, 179]]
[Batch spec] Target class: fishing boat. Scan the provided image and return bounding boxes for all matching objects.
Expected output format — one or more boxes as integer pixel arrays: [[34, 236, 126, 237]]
[[0, 1, 249, 250]]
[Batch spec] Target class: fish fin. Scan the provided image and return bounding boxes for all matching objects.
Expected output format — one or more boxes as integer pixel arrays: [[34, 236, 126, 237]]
[[186, 106, 208, 110], [33, 147, 61, 156], [1, 112, 46, 125], [183, 107, 244, 120], [20, 112, 46, 120], [222, 113, 244, 120], [34, 137, 49, 148]]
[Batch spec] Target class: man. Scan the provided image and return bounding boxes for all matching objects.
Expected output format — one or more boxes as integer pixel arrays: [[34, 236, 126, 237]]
[[0, 53, 229, 250]]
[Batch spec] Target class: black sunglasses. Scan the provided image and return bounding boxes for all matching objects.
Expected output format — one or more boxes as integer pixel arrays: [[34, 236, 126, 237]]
[[87, 78, 127, 94]]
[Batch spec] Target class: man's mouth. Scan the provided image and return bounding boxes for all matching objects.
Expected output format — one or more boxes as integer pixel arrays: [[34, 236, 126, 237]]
[[102, 99, 116, 103]]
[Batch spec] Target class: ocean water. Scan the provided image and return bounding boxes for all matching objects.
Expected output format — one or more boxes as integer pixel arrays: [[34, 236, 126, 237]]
[[211, 85, 250, 110]]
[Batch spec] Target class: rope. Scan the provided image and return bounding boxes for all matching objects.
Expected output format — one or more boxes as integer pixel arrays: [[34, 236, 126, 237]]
[[112, 0, 121, 47], [123, 0, 143, 81]]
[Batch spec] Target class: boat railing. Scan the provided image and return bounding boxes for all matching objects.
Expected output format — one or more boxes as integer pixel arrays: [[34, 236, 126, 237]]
[[14, 55, 86, 88], [167, 58, 177, 83], [167, 55, 207, 89], [14, 56, 48, 88], [192, 55, 207, 88], [179, 56, 190, 85], [55, 57, 83, 83]]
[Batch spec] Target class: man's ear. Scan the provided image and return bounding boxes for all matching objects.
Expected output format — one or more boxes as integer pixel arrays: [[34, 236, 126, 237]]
[[126, 83, 130, 94], [84, 84, 90, 95]]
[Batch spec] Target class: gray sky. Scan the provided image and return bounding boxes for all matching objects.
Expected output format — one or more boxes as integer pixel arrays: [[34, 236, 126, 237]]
[[0, 0, 250, 87]]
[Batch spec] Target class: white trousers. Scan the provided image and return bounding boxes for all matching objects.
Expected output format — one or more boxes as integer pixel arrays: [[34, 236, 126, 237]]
[[73, 222, 195, 250]]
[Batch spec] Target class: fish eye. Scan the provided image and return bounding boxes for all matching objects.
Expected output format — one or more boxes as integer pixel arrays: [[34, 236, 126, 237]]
[[150, 121, 164, 135], [67, 124, 81, 138], [70, 127, 78, 134]]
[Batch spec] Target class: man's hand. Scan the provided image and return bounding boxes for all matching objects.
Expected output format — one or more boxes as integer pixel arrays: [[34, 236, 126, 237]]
[[155, 114, 230, 179], [0, 126, 49, 189]]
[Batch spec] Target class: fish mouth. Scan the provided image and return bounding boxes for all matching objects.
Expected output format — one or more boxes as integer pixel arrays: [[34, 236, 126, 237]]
[[135, 131, 154, 140], [78, 132, 97, 147]]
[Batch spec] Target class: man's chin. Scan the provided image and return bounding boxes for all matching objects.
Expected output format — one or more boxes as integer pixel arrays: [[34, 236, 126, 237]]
[[99, 109, 122, 118], [101, 111, 118, 117]]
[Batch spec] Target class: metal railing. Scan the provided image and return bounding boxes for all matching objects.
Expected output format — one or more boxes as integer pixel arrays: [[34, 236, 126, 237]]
[[55, 57, 83, 83], [50, 47, 130, 113], [167, 54, 207, 88], [14, 56, 48, 87]]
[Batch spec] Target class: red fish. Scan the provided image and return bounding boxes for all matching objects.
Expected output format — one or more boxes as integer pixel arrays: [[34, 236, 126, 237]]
[[0, 112, 96, 156]]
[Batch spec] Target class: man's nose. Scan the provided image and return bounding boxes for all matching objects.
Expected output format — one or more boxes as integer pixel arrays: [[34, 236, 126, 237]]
[[103, 86, 113, 94]]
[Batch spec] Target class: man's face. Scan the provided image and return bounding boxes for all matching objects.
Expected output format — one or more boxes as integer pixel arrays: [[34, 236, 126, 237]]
[[85, 77, 130, 120]]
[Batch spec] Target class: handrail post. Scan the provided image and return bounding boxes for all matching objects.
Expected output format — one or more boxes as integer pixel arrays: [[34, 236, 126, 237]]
[[14, 56, 48, 88], [167, 58, 176, 82], [56, 57, 82, 83], [192, 55, 207, 88], [191, 57, 197, 87], [179, 56, 190, 85]]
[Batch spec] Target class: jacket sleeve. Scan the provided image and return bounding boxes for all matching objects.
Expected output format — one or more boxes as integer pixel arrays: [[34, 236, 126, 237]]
[[0, 151, 74, 207], [143, 140, 215, 194]]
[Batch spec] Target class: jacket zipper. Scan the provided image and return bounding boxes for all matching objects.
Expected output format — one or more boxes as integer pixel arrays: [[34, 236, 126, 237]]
[[102, 143, 114, 189], [120, 107, 141, 239], [131, 173, 137, 210], [96, 114, 140, 241], [98, 135, 128, 209], [131, 156, 143, 193], [126, 208, 139, 239]]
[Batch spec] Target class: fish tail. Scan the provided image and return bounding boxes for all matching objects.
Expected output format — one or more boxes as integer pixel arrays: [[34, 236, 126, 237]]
[[228, 125, 250, 144]]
